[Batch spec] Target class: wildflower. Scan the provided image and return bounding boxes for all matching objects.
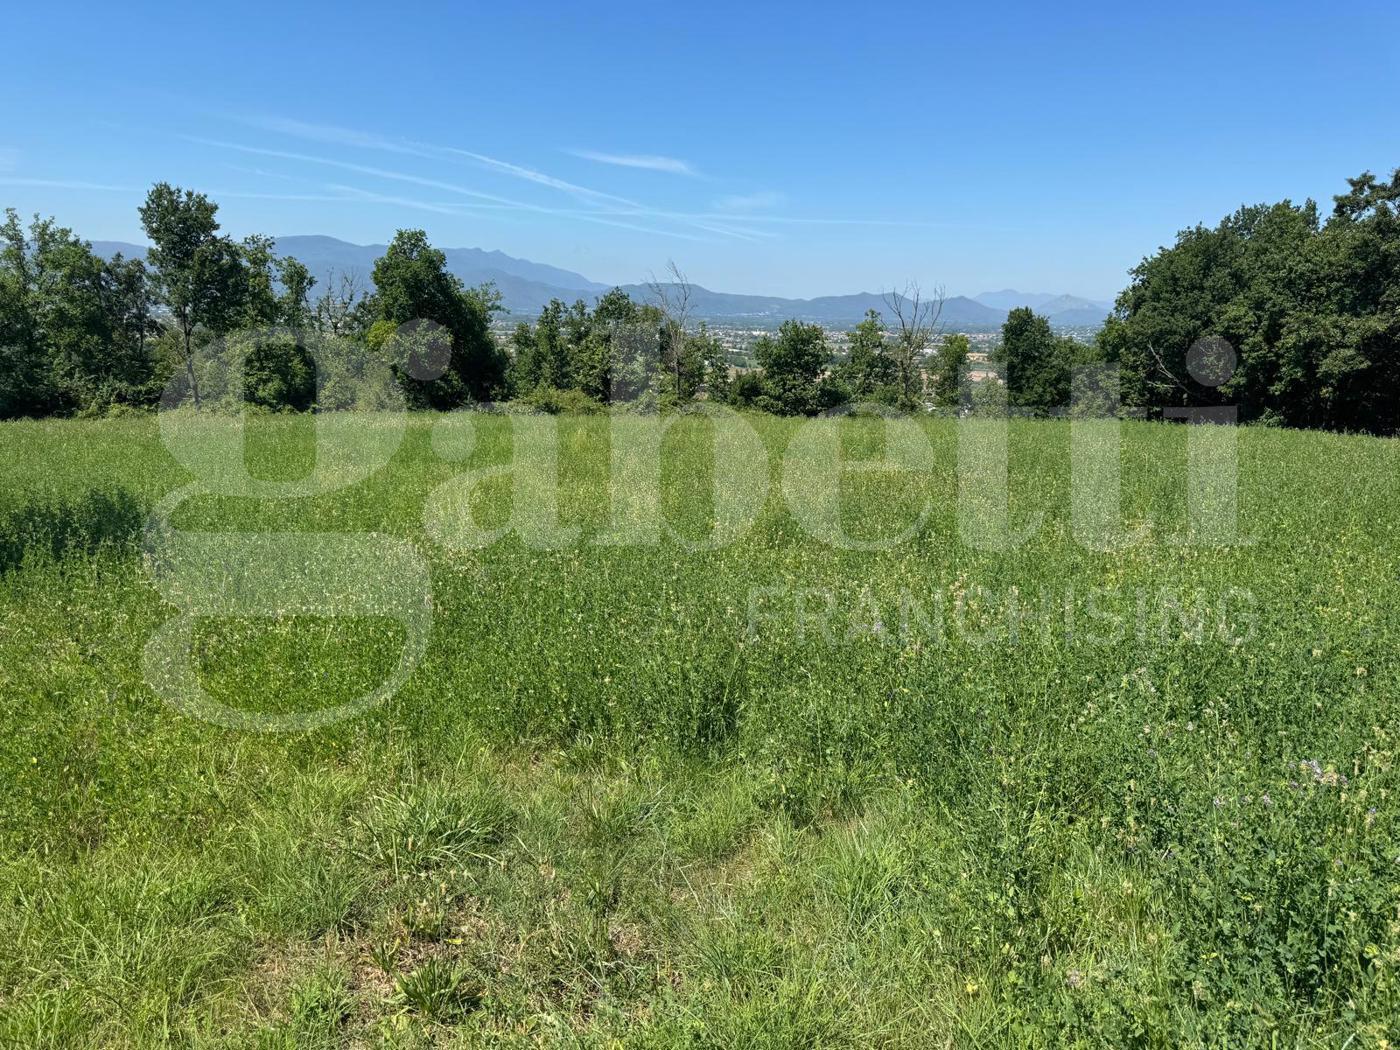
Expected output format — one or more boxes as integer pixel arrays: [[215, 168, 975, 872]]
[[1299, 759, 1348, 787]]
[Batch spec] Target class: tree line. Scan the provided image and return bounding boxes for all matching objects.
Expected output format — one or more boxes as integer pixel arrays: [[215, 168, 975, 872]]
[[1099, 169, 1400, 433], [0, 184, 509, 418], [3, 168, 1399, 431], [0, 184, 983, 419]]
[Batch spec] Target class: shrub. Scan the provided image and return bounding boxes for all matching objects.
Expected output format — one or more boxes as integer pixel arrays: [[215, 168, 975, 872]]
[[0, 486, 143, 573], [523, 385, 605, 415]]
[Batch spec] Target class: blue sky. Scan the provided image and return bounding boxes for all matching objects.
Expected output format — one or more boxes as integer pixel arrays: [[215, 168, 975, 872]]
[[2, 1, 1397, 301]]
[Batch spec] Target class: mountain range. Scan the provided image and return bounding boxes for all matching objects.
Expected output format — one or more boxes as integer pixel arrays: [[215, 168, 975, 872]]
[[972, 289, 1115, 327], [91, 236, 1113, 330]]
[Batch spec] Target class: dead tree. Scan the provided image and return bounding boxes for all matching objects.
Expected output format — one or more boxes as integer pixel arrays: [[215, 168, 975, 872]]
[[314, 268, 366, 337], [646, 260, 694, 398], [883, 282, 945, 408]]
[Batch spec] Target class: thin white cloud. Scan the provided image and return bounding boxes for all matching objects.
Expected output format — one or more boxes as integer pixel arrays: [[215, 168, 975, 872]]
[[216, 189, 373, 203], [0, 150, 17, 173], [324, 183, 514, 216], [219, 163, 321, 184], [205, 120, 740, 241], [446, 150, 761, 243], [568, 150, 698, 177], [0, 176, 132, 192], [692, 213, 957, 228], [0, 176, 403, 211], [714, 190, 786, 212], [185, 137, 538, 208], [186, 136, 716, 241], [210, 116, 942, 241], [448, 149, 642, 210], [236, 115, 434, 159]]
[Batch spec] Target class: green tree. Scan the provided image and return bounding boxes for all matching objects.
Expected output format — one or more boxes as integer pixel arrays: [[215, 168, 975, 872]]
[[728, 370, 765, 409], [507, 301, 569, 398], [593, 286, 639, 329], [1096, 202, 1315, 420], [657, 320, 705, 402], [275, 256, 315, 329], [838, 309, 898, 402], [576, 288, 640, 401], [1094, 170, 1400, 432], [679, 323, 721, 403], [0, 209, 157, 416], [606, 300, 665, 404], [0, 209, 52, 417], [238, 234, 280, 328], [233, 330, 316, 411], [233, 236, 316, 330], [29, 217, 112, 411], [705, 353, 733, 403], [646, 261, 699, 401], [508, 320, 540, 393], [139, 183, 247, 409], [228, 237, 318, 409], [103, 253, 161, 401], [931, 333, 970, 408], [532, 299, 570, 390], [368, 229, 506, 405], [995, 307, 1076, 414], [506, 289, 670, 406], [755, 320, 830, 415]]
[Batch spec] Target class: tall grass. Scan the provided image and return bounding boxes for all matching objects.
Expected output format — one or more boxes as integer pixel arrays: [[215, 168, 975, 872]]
[[0, 486, 143, 573], [0, 411, 1397, 1046]]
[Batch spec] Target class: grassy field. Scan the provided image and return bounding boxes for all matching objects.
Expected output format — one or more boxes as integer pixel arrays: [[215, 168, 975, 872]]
[[2, 410, 1399, 1047]]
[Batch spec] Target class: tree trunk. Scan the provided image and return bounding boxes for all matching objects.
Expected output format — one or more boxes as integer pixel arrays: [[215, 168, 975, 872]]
[[184, 324, 201, 410]]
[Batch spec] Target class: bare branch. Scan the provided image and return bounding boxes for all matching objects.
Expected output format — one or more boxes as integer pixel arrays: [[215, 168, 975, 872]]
[[882, 281, 947, 404], [1145, 341, 1192, 394], [646, 259, 693, 334], [646, 259, 696, 397]]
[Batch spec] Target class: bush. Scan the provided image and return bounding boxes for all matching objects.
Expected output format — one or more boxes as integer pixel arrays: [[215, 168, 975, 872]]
[[523, 385, 605, 415], [0, 486, 144, 573], [726, 371, 765, 409]]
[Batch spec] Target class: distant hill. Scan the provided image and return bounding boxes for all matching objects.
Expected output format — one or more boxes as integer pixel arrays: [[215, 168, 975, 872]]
[[975, 289, 1113, 327], [976, 289, 1113, 312], [90, 241, 151, 263], [603, 286, 1007, 329], [90, 236, 1105, 330], [975, 289, 1061, 312], [90, 235, 605, 301]]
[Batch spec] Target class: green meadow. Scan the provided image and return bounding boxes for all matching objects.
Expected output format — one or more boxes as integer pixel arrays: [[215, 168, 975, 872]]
[[2, 411, 1399, 1047]]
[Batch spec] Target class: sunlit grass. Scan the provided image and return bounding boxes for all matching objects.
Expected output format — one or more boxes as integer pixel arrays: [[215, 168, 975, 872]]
[[1, 410, 1398, 1046]]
